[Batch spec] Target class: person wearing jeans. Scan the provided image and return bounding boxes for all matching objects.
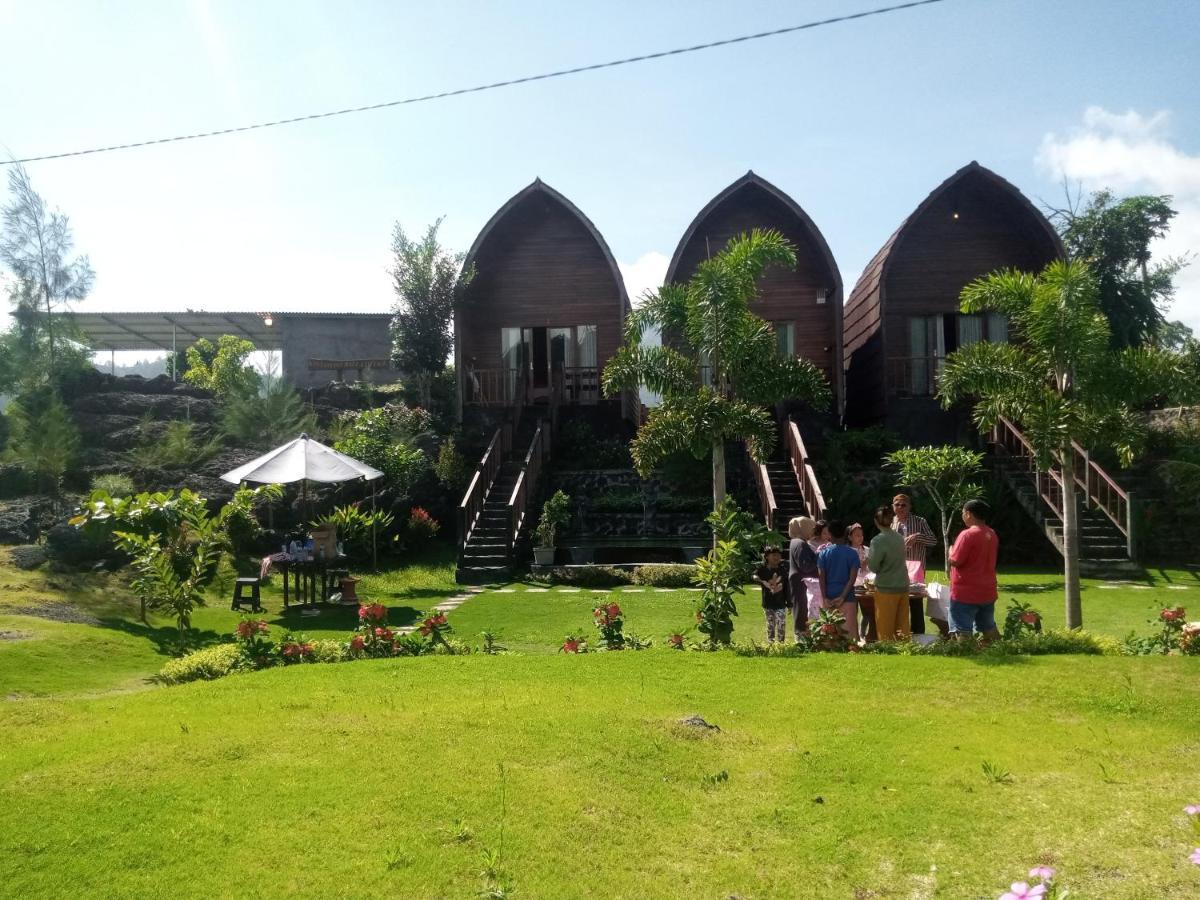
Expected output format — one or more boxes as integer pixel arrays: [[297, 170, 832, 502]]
[[867, 505, 911, 642], [948, 499, 1000, 642]]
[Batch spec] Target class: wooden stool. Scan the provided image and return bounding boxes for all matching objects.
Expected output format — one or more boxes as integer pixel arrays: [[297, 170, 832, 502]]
[[232, 577, 262, 612]]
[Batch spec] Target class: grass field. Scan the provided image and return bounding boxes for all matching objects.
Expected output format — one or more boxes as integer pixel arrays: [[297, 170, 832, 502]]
[[1, 549, 1199, 897]]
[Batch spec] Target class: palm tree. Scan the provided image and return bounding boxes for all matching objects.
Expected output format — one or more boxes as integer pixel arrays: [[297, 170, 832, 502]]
[[602, 229, 830, 510], [939, 259, 1189, 629]]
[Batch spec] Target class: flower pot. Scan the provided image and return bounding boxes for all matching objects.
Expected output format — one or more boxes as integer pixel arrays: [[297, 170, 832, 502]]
[[533, 547, 556, 566]]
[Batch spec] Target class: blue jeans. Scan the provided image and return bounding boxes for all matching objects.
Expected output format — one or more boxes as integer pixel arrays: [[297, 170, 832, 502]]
[[949, 600, 997, 635]]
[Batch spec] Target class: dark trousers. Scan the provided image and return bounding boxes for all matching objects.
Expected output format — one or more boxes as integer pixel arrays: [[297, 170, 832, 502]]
[[789, 573, 808, 640], [909, 596, 926, 635]]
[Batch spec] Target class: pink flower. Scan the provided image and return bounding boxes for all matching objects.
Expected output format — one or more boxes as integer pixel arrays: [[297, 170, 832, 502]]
[[1028, 866, 1055, 881], [350, 635, 365, 651], [1184, 805, 1200, 816], [1000, 883, 1046, 900], [1189, 847, 1200, 866], [1020, 612, 1040, 625], [1160, 607, 1185, 622]]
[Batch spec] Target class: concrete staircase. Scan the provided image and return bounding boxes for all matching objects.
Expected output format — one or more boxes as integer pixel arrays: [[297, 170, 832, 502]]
[[990, 454, 1141, 577]]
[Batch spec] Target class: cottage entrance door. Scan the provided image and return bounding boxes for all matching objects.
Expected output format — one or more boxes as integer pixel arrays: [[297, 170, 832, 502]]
[[521, 326, 551, 402]]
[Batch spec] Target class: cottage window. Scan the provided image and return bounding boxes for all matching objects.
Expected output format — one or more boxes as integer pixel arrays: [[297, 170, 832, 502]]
[[774, 321, 795, 357]]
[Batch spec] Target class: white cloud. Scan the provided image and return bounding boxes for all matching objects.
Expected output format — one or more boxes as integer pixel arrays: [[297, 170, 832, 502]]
[[618, 251, 669, 307], [1037, 106, 1200, 332]]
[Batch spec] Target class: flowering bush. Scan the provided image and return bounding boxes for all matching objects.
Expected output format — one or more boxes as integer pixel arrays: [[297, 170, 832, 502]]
[[1002, 600, 1043, 640], [406, 507, 440, 546], [1126, 606, 1190, 655], [350, 603, 398, 658], [667, 633, 685, 651], [560, 633, 587, 654], [1182, 622, 1200, 656], [279, 633, 315, 663], [419, 611, 452, 648], [807, 607, 851, 653], [592, 602, 625, 650], [234, 618, 274, 669]]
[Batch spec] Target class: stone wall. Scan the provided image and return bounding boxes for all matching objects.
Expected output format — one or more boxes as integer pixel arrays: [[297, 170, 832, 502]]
[[548, 469, 708, 538], [279, 315, 400, 389]]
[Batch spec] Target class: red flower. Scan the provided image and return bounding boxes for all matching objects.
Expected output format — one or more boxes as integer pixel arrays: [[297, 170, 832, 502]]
[[256, 621, 269, 633], [607, 603, 621, 619], [1020, 611, 1040, 625], [236, 621, 253, 639], [282, 643, 298, 657], [821, 624, 838, 636], [561, 638, 581, 653], [379, 629, 392, 642], [668, 633, 684, 649], [350, 635, 365, 651], [1161, 607, 1186, 622], [374, 627, 384, 637]]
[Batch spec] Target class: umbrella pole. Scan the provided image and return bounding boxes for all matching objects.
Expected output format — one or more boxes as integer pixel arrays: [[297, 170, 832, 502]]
[[371, 480, 378, 573]]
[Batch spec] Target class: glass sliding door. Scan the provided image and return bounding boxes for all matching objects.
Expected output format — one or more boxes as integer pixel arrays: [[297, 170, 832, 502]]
[[907, 315, 943, 396], [500, 327, 522, 403], [774, 321, 795, 357]]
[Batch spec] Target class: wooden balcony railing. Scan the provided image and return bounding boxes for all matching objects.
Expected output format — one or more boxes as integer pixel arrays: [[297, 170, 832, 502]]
[[457, 423, 510, 548], [786, 417, 828, 519], [557, 366, 601, 405], [886, 355, 943, 398]]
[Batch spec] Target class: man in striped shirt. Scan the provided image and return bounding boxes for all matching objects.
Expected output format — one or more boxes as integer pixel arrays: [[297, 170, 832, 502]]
[[891, 493, 937, 634]]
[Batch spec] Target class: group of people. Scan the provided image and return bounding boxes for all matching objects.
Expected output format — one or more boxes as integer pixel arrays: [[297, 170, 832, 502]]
[[753, 494, 1000, 645]]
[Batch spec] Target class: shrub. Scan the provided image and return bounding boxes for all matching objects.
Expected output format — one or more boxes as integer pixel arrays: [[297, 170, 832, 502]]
[[1002, 600, 1044, 640], [128, 419, 221, 471], [534, 490, 571, 547], [434, 436, 473, 494], [182, 335, 260, 400], [706, 498, 778, 583], [159, 643, 243, 684], [333, 405, 429, 494], [90, 473, 136, 498], [1124, 605, 1190, 655], [554, 420, 630, 470], [693, 539, 742, 646], [309, 639, 351, 663], [592, 602, 625, 650], [221, 380, 316, 449], [406, 507, 440, 546], [0, 463, 35, 498], [3, 387, 78, 493], [589, 487, 644, 513], [806, 606, 852, 653], [631, 564, 696, 587], [312, 505, 395, 562], [533, 565, 632, 587]]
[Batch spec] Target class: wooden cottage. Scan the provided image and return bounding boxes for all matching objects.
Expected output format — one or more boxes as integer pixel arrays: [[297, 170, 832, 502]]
[[665, 171, 844, 416], [842, 161, 1063, 442], [455, 179, 633, 422]]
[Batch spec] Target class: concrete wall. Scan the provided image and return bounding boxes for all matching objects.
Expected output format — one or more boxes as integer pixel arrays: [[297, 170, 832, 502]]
[[278, 315, 400, 388]]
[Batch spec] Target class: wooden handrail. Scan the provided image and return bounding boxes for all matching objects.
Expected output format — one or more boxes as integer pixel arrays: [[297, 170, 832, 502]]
[[458, 426, 504, 549], [506, 420, 546, 553], [786, 418, 828, 518], [747, 444, 778, 529], [1069, 441, 1130, 536], [993, 416, 1131, 541]]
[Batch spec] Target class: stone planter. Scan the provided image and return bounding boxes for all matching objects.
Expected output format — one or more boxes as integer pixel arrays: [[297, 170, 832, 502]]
[[533, 547, 556, 566]]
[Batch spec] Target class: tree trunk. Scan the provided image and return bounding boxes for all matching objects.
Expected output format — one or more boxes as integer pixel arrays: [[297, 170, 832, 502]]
[[712, 438, 726, 543], [44, 287, 55, 370], [1061, 450, 1083, 629]]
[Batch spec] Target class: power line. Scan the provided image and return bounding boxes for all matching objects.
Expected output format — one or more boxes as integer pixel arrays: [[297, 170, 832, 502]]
[[3, 0, 951, 166]]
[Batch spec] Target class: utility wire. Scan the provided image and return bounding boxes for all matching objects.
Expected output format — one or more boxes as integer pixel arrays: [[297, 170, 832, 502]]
[[3, 0, 950, 166]]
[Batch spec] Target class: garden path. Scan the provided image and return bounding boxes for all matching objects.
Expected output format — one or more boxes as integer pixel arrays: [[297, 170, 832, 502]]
[[396, 587, 485, 634]]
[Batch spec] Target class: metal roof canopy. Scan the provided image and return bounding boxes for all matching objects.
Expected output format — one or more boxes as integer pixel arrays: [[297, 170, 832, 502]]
[[65, 311, 391, 352]]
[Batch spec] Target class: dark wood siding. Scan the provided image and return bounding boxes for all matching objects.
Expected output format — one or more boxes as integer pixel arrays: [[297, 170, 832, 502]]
[[842, 162, 1062, 429], [667, 176, 842, 409], [458, 185, 627, 374]]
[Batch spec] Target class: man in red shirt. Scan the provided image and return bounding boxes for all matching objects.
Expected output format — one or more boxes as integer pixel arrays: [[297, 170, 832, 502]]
[[948, 499, 1000, 641]]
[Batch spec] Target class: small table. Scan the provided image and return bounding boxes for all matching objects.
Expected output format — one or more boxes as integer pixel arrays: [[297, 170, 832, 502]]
[[279, 557, 347, 608]]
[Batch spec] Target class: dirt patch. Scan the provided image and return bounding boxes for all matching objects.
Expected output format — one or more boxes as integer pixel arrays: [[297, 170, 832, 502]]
[[9, 603, 100, 625], [0, 629, 32, 641]]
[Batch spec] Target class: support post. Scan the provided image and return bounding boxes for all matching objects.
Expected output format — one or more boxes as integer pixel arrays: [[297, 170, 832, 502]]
[[1125, 491, 1138, 561]]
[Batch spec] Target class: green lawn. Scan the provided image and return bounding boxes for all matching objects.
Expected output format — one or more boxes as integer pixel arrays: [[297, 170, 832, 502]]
[[2, 654, 1198, 897]]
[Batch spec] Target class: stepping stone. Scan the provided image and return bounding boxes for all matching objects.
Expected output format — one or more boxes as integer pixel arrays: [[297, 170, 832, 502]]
[[1131, 585, 1152, 590], [526, 588, 548, 593], [1167, 585, 1190, 590], [1097, 585, 1119, 589], [494, 588, 514, 593], [621, 588, 644, 593], [556, 588, 581, 593], [654, 588, 674, 593]]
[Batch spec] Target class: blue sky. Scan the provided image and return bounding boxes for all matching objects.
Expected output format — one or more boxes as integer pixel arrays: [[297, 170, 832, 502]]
[[2, 0, 1198, 332]]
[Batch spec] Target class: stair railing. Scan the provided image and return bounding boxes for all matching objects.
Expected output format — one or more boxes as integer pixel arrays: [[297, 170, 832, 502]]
[[458, 424, 508, 549], [785, 417, 828, 519], [1069, 441, 1134, 552], [506, 419, 547, 554], [747, 444, 778, 529]]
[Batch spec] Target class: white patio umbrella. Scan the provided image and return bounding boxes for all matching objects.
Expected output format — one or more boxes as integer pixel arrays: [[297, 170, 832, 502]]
[[221, 433, 384, 569]]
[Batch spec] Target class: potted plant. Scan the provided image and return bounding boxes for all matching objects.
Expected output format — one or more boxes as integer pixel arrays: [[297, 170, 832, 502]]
[[533, 490, 571, 566]]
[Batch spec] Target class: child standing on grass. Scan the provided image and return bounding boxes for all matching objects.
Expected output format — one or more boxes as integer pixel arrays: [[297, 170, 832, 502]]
[[817, 521, 863, 643], [753, 545, 790, 644]]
